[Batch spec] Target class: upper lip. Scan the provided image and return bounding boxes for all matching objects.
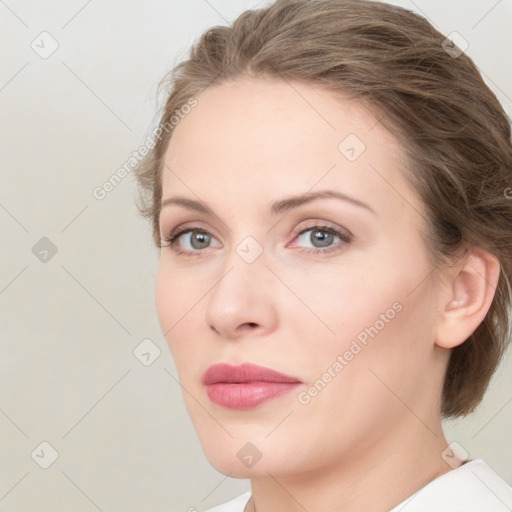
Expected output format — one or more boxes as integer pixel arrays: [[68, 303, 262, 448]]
[[203, 362, 302, 385]]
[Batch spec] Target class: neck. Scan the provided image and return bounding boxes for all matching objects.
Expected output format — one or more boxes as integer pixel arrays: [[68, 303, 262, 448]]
[[247, 416, 458, 512]]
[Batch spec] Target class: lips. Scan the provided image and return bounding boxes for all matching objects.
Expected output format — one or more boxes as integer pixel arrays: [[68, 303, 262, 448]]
[[203, 362, 302, 409]]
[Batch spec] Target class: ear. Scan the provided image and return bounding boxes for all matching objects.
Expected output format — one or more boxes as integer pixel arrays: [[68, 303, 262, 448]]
[[435, 246, 500, 349]]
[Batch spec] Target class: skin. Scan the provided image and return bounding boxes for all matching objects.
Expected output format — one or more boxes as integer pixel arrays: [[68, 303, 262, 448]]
[[155, 76, 499, 512]]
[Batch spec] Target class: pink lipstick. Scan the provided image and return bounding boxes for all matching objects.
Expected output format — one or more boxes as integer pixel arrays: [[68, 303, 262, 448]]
[[203, 362, 302, 409]]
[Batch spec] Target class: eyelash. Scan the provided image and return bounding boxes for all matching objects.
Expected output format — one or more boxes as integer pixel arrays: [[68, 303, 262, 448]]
[[161, 222, 352, 257]]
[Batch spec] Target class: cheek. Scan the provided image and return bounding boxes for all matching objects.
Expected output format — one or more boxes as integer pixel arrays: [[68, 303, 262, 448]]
[[155, 260, 175, 337], [155, 258, 200, 354], [279, 258, 403, 337], [284, 251, 435, 375], [291, 288, 438, 452], [301, 271, 438, 413]]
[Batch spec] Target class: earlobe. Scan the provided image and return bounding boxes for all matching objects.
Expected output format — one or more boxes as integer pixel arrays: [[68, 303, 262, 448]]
[[435, 246, 500, 349]]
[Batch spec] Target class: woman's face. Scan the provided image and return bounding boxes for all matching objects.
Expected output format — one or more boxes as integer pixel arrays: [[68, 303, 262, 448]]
[[156, 76, 449, 477]]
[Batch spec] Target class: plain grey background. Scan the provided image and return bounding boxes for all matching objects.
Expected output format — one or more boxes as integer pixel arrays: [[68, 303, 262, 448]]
[[1, 1, 511, 511]]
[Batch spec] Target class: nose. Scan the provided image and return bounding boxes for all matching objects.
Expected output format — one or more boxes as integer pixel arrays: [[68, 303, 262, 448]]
[[204, 254, 279, 340]]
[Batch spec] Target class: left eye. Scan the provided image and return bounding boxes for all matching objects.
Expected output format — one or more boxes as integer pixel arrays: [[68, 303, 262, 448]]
[[295, 226, 349, 250]]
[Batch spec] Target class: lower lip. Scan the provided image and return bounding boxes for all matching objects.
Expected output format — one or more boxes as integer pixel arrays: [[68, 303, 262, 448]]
[[206, 382, 301, 409]]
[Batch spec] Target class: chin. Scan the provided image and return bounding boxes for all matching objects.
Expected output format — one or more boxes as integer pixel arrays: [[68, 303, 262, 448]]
[[198, 431, 303, 479]]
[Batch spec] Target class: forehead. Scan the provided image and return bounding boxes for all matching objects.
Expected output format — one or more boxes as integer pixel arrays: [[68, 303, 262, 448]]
[[162, 76, 417, 218]]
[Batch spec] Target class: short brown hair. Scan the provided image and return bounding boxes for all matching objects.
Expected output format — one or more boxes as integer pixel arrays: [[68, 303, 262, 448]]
[[134, 0, 512, 418]]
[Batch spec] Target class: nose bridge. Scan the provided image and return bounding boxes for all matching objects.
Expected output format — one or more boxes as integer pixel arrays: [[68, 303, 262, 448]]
[[215, 226, 268, 282], [204, 233, 276, 337], [210, 234, 267, 307]]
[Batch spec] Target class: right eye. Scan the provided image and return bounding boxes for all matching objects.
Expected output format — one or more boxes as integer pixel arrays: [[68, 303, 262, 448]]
[[162, 226, 221, 256]]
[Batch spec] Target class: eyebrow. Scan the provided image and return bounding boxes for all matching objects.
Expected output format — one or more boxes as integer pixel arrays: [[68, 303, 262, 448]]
[[159, 189, 376, 217]]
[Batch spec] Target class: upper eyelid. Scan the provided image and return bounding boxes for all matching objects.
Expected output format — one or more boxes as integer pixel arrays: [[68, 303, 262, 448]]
[[159, 196, 373, 240], [164, 219, 345, 234], [165, 221, 219, 240]]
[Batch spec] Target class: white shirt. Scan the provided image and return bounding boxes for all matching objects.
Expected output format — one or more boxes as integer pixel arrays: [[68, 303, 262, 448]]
[[204, 459, 512, 512]]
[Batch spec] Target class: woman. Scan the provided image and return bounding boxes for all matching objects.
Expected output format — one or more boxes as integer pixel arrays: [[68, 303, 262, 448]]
[[134, 0, 512, 510]]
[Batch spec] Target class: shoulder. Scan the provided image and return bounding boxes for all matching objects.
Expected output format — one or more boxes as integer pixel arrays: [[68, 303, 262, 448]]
[[389, 459, 512, 512], [204, 491, 252, 512]]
